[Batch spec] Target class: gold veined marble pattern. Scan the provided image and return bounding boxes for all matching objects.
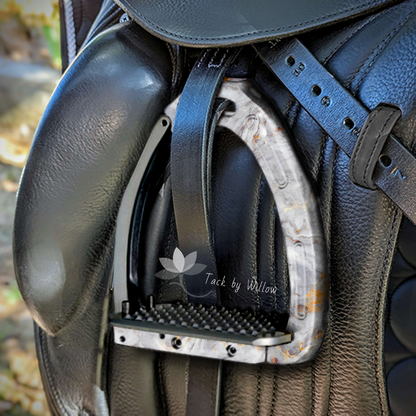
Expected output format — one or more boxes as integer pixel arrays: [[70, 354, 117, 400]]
[[114, 326, 270, 363], [217, 79, 328, 364], [164, 79, 328, 364]]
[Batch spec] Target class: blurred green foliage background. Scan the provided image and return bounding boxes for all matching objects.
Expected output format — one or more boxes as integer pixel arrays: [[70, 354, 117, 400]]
[[0, 0, 60, 67], [0, 0, 61, 414]]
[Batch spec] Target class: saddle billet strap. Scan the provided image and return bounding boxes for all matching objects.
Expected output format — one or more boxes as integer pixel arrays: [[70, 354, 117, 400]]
[[254, 38, 416, 224]]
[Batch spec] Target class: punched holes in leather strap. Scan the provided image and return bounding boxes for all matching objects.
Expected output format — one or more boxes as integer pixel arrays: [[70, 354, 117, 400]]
[[349, 104, 402, 190], [255, 38, 416, 224]]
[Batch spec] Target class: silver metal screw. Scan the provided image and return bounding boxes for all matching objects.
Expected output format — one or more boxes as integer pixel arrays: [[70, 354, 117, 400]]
[[171, 337, 182, 349], [120, 13, 131, 23], [226, 345, 237, 357], [321, 96, 331, 107]]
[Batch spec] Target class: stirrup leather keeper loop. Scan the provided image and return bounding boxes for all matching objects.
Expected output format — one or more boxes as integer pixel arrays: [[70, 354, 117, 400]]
[[349, 104, 402, 190]]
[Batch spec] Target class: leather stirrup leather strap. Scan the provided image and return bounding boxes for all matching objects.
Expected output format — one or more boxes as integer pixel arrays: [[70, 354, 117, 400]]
[[255, 38, 416, 224], [171, 48, 240, 304], [186, 357, 222, 416], [13, 2, 416, 414], [170, 49, 239, 416]]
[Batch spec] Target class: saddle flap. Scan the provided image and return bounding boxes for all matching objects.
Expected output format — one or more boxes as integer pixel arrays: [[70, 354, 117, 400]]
[[114, 0, 398, 47]]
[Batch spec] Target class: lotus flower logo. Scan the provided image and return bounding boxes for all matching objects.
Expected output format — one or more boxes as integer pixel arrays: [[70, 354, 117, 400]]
[[156, 248, 207, 278], [155, 248, 211, 297]]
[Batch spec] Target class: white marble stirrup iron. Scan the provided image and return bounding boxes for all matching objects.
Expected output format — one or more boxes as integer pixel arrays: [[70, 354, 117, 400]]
[[110, 79, 329, 365]]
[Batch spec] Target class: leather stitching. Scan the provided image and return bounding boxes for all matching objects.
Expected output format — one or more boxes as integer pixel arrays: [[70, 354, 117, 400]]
[[147, 4, 408, 414], [348, 6, 416, 91], [158, 355, 169, 414], [316, 131, 329, 183], [376, 209, 400, 416], [196, 49, 209, 68], [39, 329, 70, 416], [255, 365, 262, 416], [116, 0, 393, 41], [328, 145, 339, 416], [270, 367, 278, 415], [328, 26, 381, 408], [287, 12, 375, 175], [257, 182, 279, 311], [322, 12, 382, 65], [305, 28, 343, 403], [83, 4, 122, 47], [185, 356, 190, 409], [317, 139, 337, 416], [285, 15, 369, 182], [311, 357, 317, 415], [165, 43, 177, 95], [328, 6, 407, 406], [271, 202, 277, 312], [290, 33, 345, 413], [282, 96, 298, 121], [350, 106, 383, 185], [97, 7, 123, 30], [253, 174, 262, 311], [208, 48, 230, 68], [362, 109, 396, 188]]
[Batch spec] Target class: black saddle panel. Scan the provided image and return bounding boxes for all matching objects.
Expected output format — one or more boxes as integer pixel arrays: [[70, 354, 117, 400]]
[[385, 218, 416, 416], [12, 0, 416, 414]]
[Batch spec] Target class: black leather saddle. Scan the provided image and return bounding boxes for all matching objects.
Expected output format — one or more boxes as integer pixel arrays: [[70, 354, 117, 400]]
[[13, 0, 416, 415]]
